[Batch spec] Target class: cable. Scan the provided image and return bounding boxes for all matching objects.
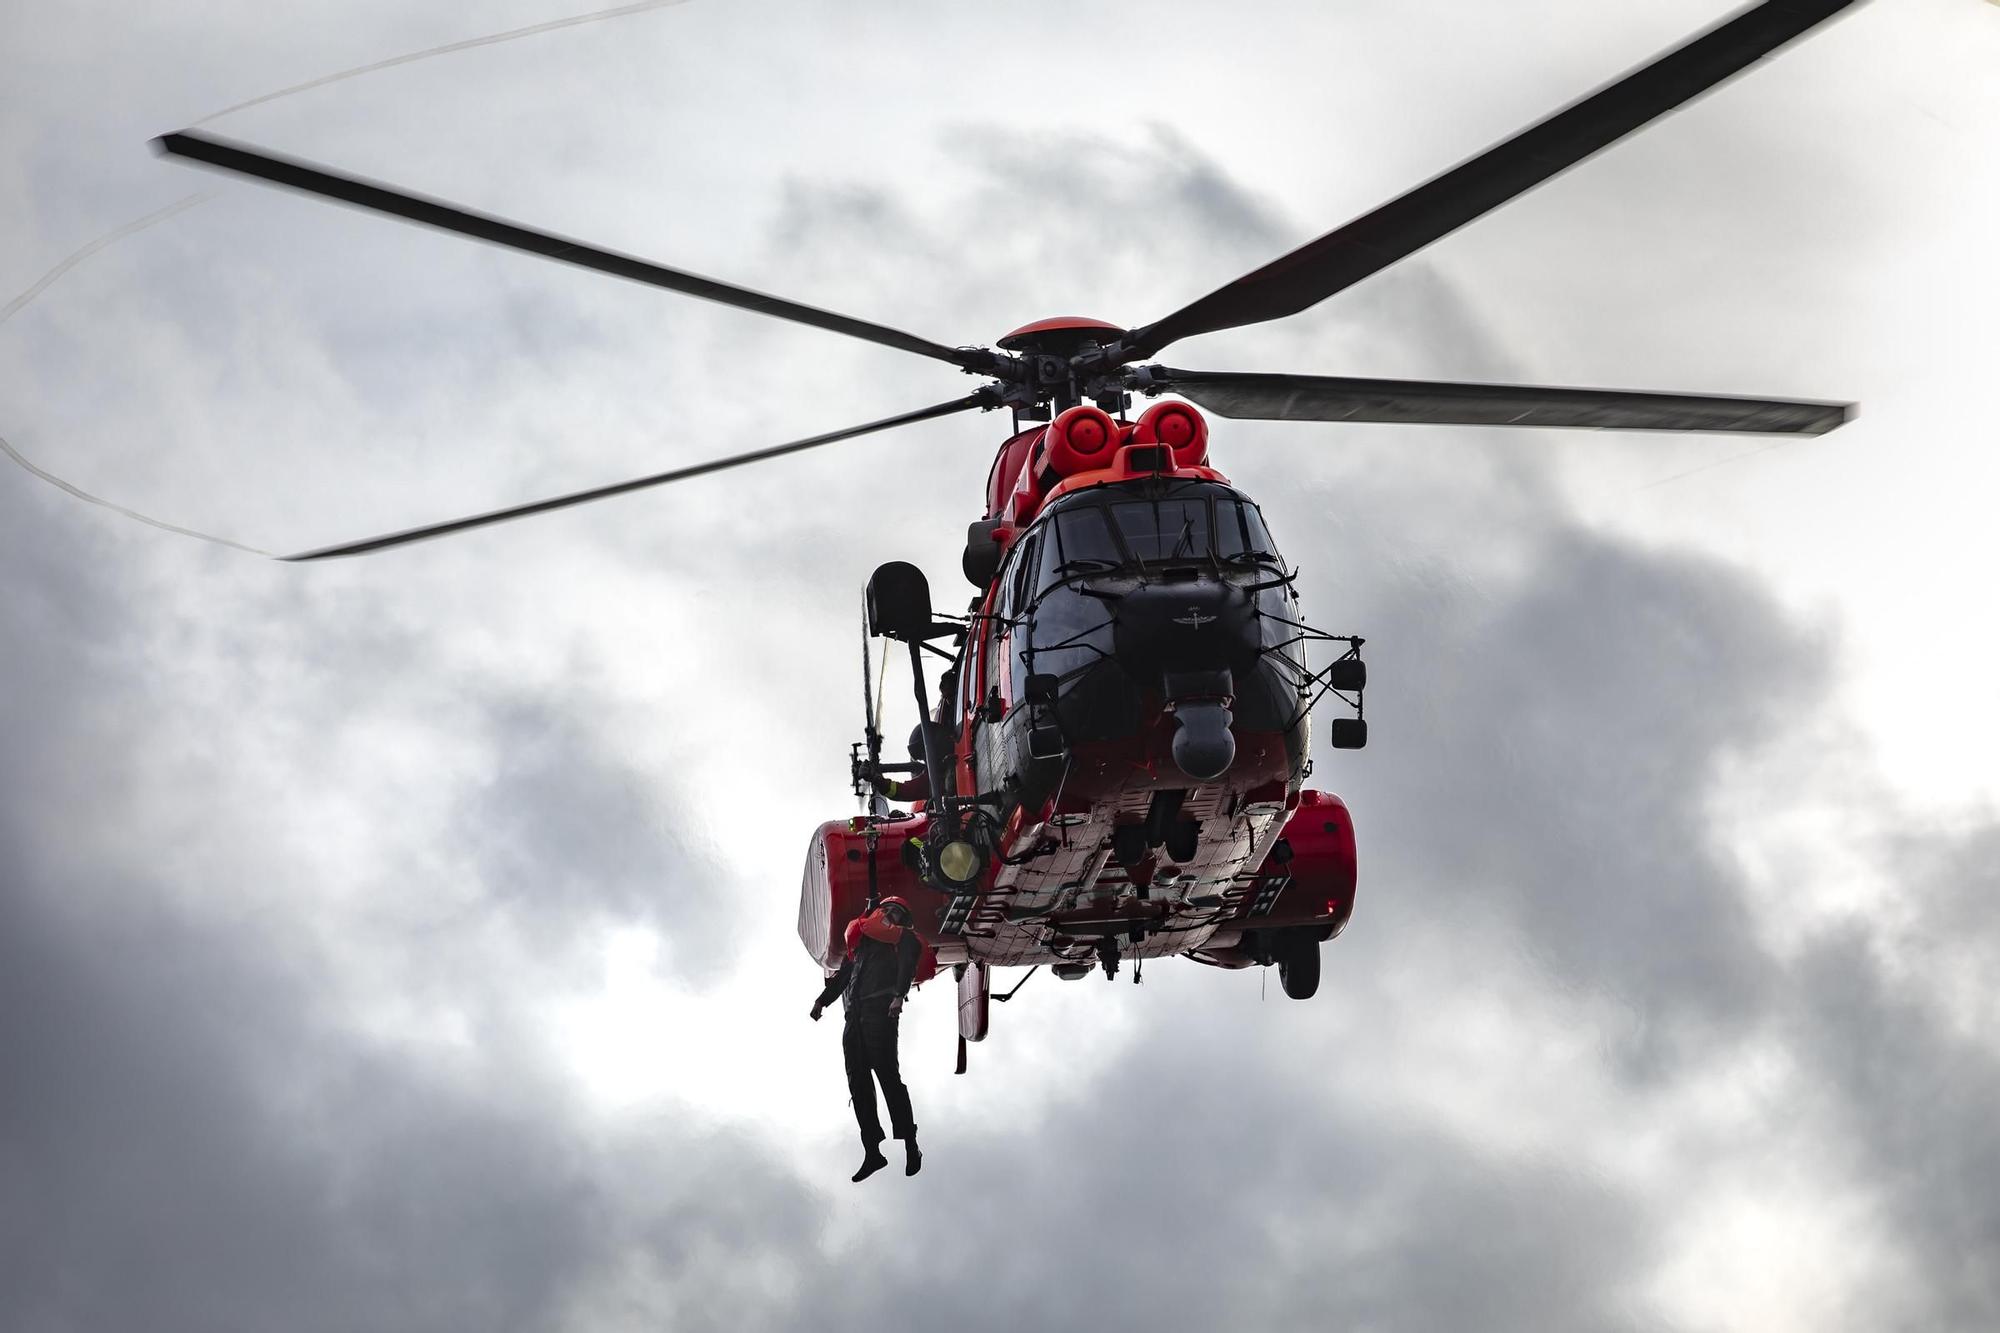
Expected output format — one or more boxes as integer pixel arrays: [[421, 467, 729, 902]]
[[0, 194, 207, 328], [192, 0, 695, 126], [0, 433, 271, 556], [4, 1, 697, 556], [1636, 438, 1800, 492], [0, 204, 266, 551], [873, 635, 890, 737]]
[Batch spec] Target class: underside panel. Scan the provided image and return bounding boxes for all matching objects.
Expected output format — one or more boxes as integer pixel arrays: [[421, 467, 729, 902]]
[[798, 791, 1356, 978]]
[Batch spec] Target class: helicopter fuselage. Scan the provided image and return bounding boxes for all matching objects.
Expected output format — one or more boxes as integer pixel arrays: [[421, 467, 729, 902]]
[[800, 400, 1363, 994]]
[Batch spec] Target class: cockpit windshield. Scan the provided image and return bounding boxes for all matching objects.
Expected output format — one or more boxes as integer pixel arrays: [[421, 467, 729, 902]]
[[1045, 505, 1120, 576], [1112, 498, 1211, 563], [1031, 483, 1281, 595]]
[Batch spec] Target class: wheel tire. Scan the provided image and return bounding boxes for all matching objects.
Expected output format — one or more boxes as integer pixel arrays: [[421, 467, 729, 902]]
[[1278, 939, 1321, 1000]]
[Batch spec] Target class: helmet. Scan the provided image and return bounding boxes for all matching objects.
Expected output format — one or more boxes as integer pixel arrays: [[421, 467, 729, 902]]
[[878, 895, 914, 925], [906, 725, 926, 764]]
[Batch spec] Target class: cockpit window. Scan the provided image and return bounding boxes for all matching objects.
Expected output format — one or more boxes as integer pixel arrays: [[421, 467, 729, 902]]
[[1026, 484, 1284, 597], [1214, 497, 1280, 564], [1042, 505, 1120, 582], [1243, 503, 1276, 557], [1111, 498, 1212, 564]]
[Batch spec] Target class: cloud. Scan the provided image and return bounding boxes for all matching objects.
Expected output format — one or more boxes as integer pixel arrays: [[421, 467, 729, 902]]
[[1788, 896, 2000, 1329], [1357, 526, 1828, 1042], [0, 856, 835, 1333]]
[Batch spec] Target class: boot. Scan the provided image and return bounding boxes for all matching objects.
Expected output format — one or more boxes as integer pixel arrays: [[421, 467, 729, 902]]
[[904, 1135, 922, 1176], [852, 1143, 890, 1183]]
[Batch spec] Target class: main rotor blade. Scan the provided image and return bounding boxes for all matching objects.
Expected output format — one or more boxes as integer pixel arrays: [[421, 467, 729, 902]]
[[154, 130, 984, 369], [280, 392, 993, 561], [1149, 369, 1851, 435], [1123, 0, 1860, 360]]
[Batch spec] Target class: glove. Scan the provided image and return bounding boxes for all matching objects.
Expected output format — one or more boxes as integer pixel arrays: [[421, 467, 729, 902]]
[[810, 1003, 824, 1022], [888, 997, 904, 1016]]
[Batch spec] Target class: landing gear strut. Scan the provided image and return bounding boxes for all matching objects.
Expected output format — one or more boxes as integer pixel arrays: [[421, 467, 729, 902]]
[[1111, 825, 1148, 868], [1095, 935, 1121, 981]]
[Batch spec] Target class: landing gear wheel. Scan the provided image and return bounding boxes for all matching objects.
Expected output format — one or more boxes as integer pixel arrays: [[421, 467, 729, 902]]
[[1278, 939, 1321, 1000]]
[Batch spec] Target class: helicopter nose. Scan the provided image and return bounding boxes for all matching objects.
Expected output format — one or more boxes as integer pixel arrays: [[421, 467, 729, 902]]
[[1111, 578, 1259, 782], [1110, 578, 1259, 679]]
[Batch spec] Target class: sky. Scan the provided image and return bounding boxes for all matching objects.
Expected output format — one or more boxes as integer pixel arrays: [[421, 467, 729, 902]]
[[3, 0, 1997, 1328]]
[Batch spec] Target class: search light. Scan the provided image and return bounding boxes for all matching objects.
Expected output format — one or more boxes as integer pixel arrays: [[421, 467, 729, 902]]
[[935, 838, 987, 888]]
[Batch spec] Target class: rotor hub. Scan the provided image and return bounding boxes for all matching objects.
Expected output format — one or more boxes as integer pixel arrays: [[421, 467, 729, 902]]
[[995, 316, 1125, 358]]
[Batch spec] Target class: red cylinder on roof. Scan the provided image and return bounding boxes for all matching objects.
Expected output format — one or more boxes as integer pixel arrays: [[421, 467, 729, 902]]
[[1045, 405, 1120, 477], [1134, 400, 1209, 468]]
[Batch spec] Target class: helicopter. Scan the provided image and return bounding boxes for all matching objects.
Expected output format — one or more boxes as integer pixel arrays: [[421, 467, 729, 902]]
[[151, 0, 1859, 1063]]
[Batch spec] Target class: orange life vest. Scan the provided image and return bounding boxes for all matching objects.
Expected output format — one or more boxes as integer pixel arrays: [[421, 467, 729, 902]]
[[844, 909, 939, 988]]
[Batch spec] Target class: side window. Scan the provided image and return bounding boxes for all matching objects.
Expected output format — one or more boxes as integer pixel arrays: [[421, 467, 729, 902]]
[[970, 585, 997, 723], [1241, 502, 1279, 562], [1004, 531, 1041, 619], [1038, 520, 1067, 589], [1216, 498, 1248, 559], [1215, 496, 1280, 565], [937, 662, 960, 732]]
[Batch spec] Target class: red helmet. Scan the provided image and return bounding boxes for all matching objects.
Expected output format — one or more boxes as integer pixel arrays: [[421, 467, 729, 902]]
[[877, 896, 913, 922]]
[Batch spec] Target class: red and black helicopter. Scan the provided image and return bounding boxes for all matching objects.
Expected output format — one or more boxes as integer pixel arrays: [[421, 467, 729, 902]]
[[153, 0, 1858, 1059]]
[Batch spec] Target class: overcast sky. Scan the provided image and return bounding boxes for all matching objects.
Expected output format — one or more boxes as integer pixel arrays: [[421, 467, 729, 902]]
[[4, 1, 1998, 1329]]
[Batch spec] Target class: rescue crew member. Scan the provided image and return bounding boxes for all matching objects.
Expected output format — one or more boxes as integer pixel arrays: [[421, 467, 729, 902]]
[[870, 725, 932, 804], [810, 896, 925, 1180]]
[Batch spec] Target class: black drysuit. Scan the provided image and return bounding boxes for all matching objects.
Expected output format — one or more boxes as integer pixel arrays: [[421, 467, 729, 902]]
[[816, 927, 921, 1147]]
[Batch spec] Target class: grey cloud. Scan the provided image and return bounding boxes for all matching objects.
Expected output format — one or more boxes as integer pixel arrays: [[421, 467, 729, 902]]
[[757, 122, 1297, 342], [1782, 812, 2000, 1330], [455, 693, 730, 976], [0, 852, 585, 1331], [1888, 820, 2000, 970], [930, 120, 1296, 262], [1790, 929, 2000, 1332], [0, 504, 808, 1327], [1140, 123, 1297, 256], [0, 391, 810, 1333], [806, 1016, 1661, 1333], [1351, 524, 1827, 1045], [0, 861, 831, 1333]]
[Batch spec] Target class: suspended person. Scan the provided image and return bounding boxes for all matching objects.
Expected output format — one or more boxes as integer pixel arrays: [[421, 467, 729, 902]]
[[810, 896, 933, 1180]]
